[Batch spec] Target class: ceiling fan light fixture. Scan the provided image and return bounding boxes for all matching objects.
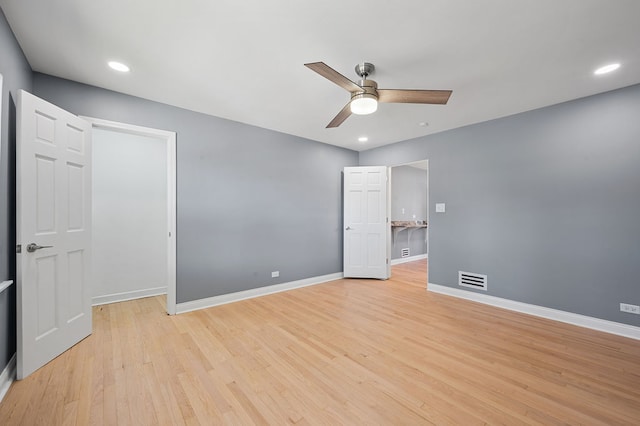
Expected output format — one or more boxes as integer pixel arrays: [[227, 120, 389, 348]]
[[350, 93, 378, 115]]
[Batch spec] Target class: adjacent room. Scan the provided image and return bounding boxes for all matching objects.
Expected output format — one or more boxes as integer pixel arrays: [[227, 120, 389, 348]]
[[1, 1, 639, 424]]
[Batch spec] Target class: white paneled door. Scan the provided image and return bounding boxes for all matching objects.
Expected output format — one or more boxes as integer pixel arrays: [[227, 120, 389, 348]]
[[16, 90, 92, 379], [343, 166, 390, 279]]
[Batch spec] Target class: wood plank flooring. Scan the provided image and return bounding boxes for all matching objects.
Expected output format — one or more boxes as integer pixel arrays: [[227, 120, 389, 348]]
[[1, 260, 640, 424]]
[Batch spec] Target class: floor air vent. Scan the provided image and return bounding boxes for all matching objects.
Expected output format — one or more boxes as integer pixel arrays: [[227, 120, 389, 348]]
[[458, 271, 487, 291], [401, 248, 410, 258]]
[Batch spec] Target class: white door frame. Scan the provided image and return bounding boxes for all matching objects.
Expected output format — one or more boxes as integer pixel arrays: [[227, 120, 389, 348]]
[[0, 74, 3, 166], [80, 117, 177, 315]]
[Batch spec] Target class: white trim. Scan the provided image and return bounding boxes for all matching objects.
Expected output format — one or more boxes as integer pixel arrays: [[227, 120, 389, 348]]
[[391, 253, 427, 265], [92, 286, 167, 306], [0, 74, 2, 167], [428, 283, 640, 340], [80, 117, 177, 315], [176, 273, 343, 314], [0, 354, 16, 404], [0, 280, 13, 294]]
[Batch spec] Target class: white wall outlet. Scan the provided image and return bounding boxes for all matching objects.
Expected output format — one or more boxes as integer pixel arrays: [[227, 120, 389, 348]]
[[620, 303, 640, 314], [271, 271, 280, 278], [435, 203, 446, 213]]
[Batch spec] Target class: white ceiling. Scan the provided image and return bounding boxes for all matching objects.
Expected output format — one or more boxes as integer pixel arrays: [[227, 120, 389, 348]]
[[2, 0, 639, 151]]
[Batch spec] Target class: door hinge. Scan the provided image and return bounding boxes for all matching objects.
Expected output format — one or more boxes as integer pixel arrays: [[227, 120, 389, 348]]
[[16, 244, 21, 254], [386, 258, 389, 265]]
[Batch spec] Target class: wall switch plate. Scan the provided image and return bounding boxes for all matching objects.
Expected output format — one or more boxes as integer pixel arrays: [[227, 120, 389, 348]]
[[620, 303, 640, 314], [435, 203, 446, 213], [271, 271, 280, 278]]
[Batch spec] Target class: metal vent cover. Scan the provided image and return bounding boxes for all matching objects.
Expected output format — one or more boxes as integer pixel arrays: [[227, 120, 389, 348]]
[[458, 271, 487, 291], [401, 248, 410, 258]]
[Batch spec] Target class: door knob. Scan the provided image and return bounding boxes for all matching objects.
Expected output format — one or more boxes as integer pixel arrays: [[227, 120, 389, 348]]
[[345, 226, 353, 230], [26, 243, 53, 253]]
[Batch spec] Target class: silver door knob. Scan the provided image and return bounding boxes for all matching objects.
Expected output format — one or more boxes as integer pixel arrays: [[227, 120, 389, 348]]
[[26, 243, 53, 253], [345, 226, 353, 230]]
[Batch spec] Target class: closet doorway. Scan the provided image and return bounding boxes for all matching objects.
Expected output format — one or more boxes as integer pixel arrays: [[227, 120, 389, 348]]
[[84, 118, 176, 314]]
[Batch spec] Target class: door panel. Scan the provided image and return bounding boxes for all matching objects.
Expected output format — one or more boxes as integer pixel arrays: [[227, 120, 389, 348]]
[[67, 250, 85, 318], [67, 162, 85, 230], [35, 155, 56, 232], [35, 255, 57, 338], [343, 166, 390, 279], [17, 90, 92, 379]]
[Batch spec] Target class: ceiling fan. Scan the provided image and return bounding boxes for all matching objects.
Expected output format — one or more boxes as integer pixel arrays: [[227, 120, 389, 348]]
[[304, 61, 452, 128]]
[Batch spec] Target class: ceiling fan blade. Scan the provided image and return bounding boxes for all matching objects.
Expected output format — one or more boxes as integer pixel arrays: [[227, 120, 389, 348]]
[[305, 62, 363, 93], [326, 102, 352, 128], [378, 89, 452, 104]]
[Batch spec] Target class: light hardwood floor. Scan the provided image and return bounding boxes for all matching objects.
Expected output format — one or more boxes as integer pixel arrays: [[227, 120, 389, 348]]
[[1, 260, 639, 425]]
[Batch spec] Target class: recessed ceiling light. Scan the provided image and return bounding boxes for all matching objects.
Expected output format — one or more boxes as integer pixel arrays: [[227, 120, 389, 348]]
[[418, 122, 429, 127], [108, 61, 130, 73], [358, 136, 368, 143], [594, 63, 620, 75]]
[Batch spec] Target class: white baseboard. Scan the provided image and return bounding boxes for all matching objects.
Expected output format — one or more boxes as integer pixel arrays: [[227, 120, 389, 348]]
[[0, 354, 16, 404], [0, 280, 15, 404], [92, 286, 167, 306], [428, 283, 640, 340], [176, 272, 344, 314], [391, 254, 428, 265]]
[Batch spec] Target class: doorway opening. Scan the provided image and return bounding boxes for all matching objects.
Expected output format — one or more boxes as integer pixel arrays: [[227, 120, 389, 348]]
[[389, 160, 429, 286], [82, 117, 176, 315]]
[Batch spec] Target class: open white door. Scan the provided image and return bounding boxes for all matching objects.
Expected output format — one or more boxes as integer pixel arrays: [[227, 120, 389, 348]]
[[16, 90, 92, 379], [343, 166, 390, 279]]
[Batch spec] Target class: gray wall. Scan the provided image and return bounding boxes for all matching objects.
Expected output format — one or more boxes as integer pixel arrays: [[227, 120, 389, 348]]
[[391, 165, 427, 259], [0, 7, 32, 376], [33, 73, 358, 303], [360, 83, 640, 326]]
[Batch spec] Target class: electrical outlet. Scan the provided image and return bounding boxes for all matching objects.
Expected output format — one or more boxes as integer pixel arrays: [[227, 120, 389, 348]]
[[620, 303, 640, 314], [271, 271, 279, 278]]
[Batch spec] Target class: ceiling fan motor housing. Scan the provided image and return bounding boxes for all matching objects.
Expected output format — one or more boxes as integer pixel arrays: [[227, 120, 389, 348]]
[[352, 79, 379, 100]]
